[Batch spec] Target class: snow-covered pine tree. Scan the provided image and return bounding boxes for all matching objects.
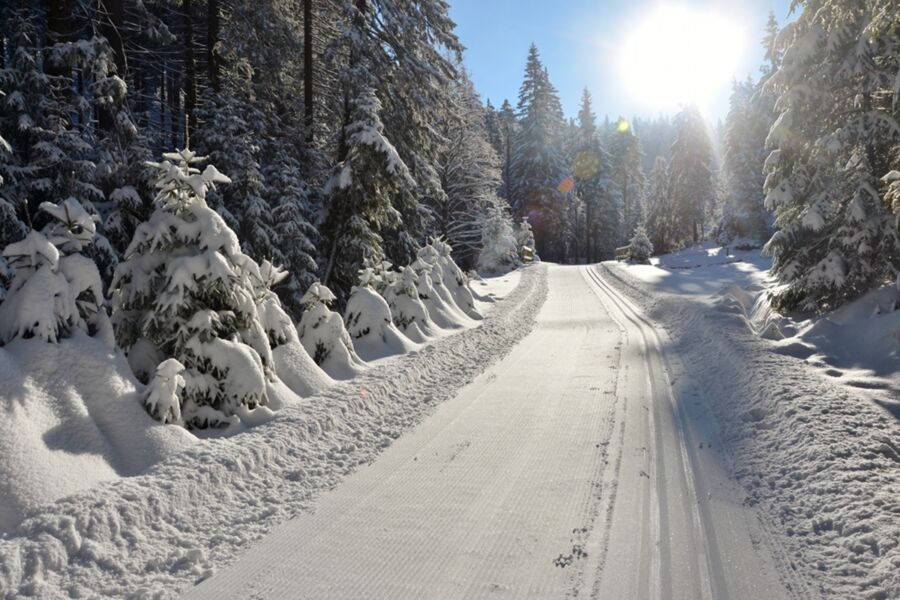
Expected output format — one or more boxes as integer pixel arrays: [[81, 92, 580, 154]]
[[433, 70, 503, 269], [720, 78, 772, 242], [573, 89, 620, 261], [669, 106, 717, 246], [477, 200, 519, 274], [321, 87, 415, 303], [607, 117, 646, 244], [644, 156, 675, 253], [297, 281, 365, 379], [111, 149, 276, 428], [514, 216, 536, 256], [628, 225, 654, 263], [383, 265, 433, 342], [264, 146, 320, 320], [510, 45, 569, 260], [762, 0, 900, 312], [496, 99, 520, 203], [343, 267, 416, 361], [0, 198, 105, 344], [195, 72, 279, 269]]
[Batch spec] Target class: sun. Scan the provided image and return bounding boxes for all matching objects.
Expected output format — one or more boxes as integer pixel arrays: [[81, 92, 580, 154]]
[[618, 5, 744, 110]]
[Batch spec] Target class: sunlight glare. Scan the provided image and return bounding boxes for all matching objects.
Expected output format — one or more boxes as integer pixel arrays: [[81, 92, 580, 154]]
[[618, 6, 744, 110]]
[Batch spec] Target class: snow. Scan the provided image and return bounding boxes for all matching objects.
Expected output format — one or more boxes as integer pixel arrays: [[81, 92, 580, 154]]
[[0, 333, 194, 533], [297, 283, 366, 380], [601, 247, 900, 599], [343, 285, 418, 362], [0, 264, 545, 599]]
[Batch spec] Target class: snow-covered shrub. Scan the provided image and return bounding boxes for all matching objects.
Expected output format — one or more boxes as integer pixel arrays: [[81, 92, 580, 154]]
[[343, 268, 416, 361], [477, 206, 519, 274], [144, 358, 186, 425], [297, 282, 365, 379], [0, 199, 105, 344], [249, 260, 296, 349], [514, 216, 536, 256], [383, 266, 433, 343], [629, 225, 654, 263], [410, 257, 466, 329], [431, 239, 480, 319], [111, 149, 277, 428]]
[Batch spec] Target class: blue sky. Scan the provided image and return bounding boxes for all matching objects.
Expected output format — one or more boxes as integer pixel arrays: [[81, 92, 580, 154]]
[[449, 0, 794, 122]]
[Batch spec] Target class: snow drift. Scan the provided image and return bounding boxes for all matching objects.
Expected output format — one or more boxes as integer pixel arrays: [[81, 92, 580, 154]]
[[0, 333, 194, 533]]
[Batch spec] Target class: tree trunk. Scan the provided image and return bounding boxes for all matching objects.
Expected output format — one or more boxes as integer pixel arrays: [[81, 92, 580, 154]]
[[184, 0, 196, 135], [97, 0, 125, 131], [303, 0, 314, 143], [207, 0, 220, 92]]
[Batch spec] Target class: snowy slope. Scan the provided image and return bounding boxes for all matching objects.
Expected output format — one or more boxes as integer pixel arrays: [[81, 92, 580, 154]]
[[0, 333, 195, 532], [601, 257, 900, 600], [0, 265, 546, 599]]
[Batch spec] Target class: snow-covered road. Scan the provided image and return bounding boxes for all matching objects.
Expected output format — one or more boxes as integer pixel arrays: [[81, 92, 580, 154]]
[[184, 265, 792, 599]]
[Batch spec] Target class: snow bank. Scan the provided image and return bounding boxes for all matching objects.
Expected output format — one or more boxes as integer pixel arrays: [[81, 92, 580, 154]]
[[0, 333, 194, 533], [0, 265, 547, 599], [600, 260, 900, 600]]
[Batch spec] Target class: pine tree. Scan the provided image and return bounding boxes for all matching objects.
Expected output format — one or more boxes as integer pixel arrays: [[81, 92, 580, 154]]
[[433, 71, 503, 269], [111, 149, 279, 428], [607, 118, 646, 243], [645, 156, 675, 253], [720, 78, 772, 241], [0, 198, 106, 345], [572, 89, 619, 261], [510, 44, 568, 260], [761, 0, 900, 312], [320, 88, 415, 303], [669, 106, 717, 246]]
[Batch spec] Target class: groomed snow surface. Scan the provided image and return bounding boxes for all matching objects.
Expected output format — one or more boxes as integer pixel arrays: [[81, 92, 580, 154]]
[[602, 244, 900, 600], [0, 265, 545, 599]]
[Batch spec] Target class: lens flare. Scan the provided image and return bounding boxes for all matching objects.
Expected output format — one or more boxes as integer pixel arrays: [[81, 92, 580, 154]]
[[558, 177, 575, 194]]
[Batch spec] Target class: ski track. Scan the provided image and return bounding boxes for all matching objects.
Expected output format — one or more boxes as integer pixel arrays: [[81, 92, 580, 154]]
[[600, 262, 900, 600], [183, 265, 791, 600], [0, 265, 547, 600]]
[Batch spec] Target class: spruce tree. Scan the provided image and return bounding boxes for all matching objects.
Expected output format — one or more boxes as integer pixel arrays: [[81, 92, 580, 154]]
[[645, 156, 675, 253], [320, 88, 415, 303], [669, 106, 717, 246], [607, 118, 646, 242], [510, 44, 568, 260], [572, 89, 619, 261], [762, 0, 900, 311], [111, 149, 279, 428]]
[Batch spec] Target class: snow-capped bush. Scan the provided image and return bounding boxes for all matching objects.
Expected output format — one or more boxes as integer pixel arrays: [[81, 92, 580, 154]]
[[629, 225, 654, 263], [144, 358, 186, 425], [383, 266, 433, 343], [411, 257, 466, 329], [430, 239, 480, 319], [343, 268, 416, 361], [249, 260, 296, 349], [0, 199, 105, 344], [111, 149, 277, 428], [298, 282, 365, 379], [477, 207, 519, 274], [514, 216, 536, 255]]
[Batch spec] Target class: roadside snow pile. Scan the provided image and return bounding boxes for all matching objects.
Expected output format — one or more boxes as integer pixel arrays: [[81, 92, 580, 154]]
[[0, 333, 194, 533], [600, 259, 900, 600], [0, 264, 547, 599]]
